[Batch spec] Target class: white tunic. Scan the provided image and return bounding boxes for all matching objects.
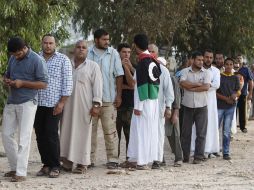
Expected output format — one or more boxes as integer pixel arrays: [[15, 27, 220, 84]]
[[157, 65, 174, 162], [60, 59, 103, 165], [191, 66, 220, 153], [127, 73, 159, 165]]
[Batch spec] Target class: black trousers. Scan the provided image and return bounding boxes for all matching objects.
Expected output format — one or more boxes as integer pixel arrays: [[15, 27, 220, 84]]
[[116, 107, 133, 158], [34, 106, 61, 168], [238, 94, 247, 130], [181, 106, 208, 160]]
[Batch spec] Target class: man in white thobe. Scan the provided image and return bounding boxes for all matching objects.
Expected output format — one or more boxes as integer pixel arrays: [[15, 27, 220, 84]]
[[147, 45, 174, 169], [191, 50, 220, 157], [127, 34, 161, 169], [60, 40, 103, 173]]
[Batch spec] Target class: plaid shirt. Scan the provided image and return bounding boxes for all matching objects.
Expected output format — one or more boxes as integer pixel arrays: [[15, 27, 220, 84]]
[[38, 51, 73, 107]]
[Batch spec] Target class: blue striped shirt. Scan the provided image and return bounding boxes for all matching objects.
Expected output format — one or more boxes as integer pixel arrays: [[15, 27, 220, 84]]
[[38, 51, 73, 107]]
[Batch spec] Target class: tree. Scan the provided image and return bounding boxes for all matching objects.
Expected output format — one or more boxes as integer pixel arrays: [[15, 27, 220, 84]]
[[173, 0, 254, 57], [0, 0, 76, 117], [73, 0, 196, 56]]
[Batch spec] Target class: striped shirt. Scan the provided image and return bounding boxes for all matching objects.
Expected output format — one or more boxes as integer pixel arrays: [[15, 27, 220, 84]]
[[38, 51, 73, 107]]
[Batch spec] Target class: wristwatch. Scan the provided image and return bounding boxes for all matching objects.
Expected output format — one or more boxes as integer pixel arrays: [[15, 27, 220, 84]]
[[93, 104, 100, 108]]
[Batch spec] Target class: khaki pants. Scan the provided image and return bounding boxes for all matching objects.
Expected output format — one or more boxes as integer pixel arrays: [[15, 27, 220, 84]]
[[91, 103, 118, 163]]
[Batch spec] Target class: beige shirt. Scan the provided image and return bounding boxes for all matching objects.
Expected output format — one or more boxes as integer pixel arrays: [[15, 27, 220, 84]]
[[180, 66, 211, 108]]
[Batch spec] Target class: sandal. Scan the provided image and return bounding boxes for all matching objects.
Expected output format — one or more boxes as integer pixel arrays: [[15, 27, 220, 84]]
[[119, 161, 137, 169], [72, 164, 87, 174], [10, 175, 26, 182], [37, 166, 50, 176], [106, 162, 118, 169], [136, 165, 150, 170], [60, 165, 72, 172], [174, 161, 182, 167], [49, 168, 60, 178], [4, 171, 16, 177]]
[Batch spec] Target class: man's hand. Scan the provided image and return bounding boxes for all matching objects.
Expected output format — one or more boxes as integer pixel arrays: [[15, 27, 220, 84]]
[[225, 97, 234, 105], [114, 95, 122, 108], [90, 106, 101, 117], [3, 77, 11, 86], [53, 102, 65, 115], [247, 93, 252, 100], [164, 108, 171, 119], [170, 112, 178, 125], [9, 79, 23, 88], [231, 93, 238, 101], [134, 109, 142, 116]]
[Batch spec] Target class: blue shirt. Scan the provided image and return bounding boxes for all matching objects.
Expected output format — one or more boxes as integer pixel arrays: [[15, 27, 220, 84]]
[[6, 49, 48, 104], [87, 46, 124, 102], [238, 66, 254, 95], [38, 51, 73, 107]]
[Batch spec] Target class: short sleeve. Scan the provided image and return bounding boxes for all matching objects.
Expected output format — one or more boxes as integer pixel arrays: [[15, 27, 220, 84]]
[[179, 68, 188, 82], [113, 49, 124, 77]]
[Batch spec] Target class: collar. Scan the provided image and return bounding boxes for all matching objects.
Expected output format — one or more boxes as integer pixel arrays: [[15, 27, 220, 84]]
[[222, 72, 234, 76], [188, 66, 205, 72], [72, 58, 87, 69], [39, 50, 58, 58], [25, 48, 32, 58], [138, 50, 157, 61], [91, 45, 111, 55]]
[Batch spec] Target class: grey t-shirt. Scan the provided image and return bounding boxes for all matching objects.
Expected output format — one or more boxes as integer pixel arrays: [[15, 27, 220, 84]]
[[6, 49, 48, 104]]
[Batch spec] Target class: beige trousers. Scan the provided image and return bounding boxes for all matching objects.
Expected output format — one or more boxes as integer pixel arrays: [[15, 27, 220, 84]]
[[91, 103, 118, 163], [2, 101, 37, 176]]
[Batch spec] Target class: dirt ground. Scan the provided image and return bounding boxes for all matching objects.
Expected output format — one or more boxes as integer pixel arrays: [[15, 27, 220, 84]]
[[0, 121, 254, 190]]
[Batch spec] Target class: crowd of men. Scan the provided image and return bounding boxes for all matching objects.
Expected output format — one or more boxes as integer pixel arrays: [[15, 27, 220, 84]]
[[1, 28, 253, 182]]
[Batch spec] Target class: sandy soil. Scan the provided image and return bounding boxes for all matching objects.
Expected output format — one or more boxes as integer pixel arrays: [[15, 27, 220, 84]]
[[0, 121, 254, 190]]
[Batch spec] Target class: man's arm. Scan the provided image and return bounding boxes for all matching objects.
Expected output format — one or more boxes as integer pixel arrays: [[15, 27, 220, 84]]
[[247, 80, 253, 100], [53, 96, 69, 115], [114, 76, 123, 108], [180, 80, 202, 90], [8, 79, 47, 89], [190, 83, 210, 92]]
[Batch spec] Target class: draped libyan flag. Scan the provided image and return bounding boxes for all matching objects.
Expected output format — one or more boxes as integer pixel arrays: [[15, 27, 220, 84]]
[[136, 52, 161, 101]]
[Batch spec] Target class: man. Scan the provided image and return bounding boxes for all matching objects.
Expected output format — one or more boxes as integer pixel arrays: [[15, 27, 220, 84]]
[[87, 29, 124, 169], [2, 37, 48, 182], [180, 51, 211, 164], [236, 54, 253, 133], [60, 40, 103, 173], [34, 34, 73, 178], [116, 43, 135, 159], [191, 50, 220, 158], [215, 52, 225, 72], [147, 44, 174, 169], [127, 34, 161, 169], [217, 58, 240, 160]]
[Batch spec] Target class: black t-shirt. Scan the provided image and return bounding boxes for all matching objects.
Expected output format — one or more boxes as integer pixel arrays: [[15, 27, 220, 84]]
[[120, 67, 134, 108]]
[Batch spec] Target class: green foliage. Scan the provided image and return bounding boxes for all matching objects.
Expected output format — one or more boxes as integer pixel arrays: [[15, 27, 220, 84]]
[[173, 0, 254, 57], [0, 0, 76, 117], [73, 0, 196, 54]]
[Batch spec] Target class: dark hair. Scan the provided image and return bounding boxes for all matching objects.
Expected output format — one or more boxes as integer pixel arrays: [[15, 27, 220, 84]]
[[191, 51, 203, 59], [42, 33, 56, 41], [94, 29, 109, 39], [133, 34, 148, 50], [224, 57, 235, 64], [203, 49, 213, 56], [215, 51, 224, 57], [7, 37, 26, 53], [117, 43, 131, 52]]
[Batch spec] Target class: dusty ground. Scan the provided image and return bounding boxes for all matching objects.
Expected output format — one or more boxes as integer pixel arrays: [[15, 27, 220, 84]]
[[0, 121, 254, 190]]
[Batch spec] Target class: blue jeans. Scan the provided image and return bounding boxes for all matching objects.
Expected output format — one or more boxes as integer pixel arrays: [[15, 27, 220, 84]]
[[218, 106, 236, 155]]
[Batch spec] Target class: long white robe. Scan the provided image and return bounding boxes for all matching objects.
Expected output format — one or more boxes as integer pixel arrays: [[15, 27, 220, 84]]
[[157, 65, 174, 162], [60, 59, 103, 165], [127, 73, 159, 165], [191, 66, 220, 153]]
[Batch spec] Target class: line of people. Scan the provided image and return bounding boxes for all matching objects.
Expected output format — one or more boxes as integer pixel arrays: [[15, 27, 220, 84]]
[[1, 29, 253, 183]]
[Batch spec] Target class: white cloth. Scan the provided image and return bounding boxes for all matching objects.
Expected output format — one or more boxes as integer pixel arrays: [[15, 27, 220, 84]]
[[60, 59, 102, 165], [127, 73, 159, 165], [231, 107, 237, 134], [2, 101, 37, 176], [157, 65, 174, 161], [191, 66, 220, 153]]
